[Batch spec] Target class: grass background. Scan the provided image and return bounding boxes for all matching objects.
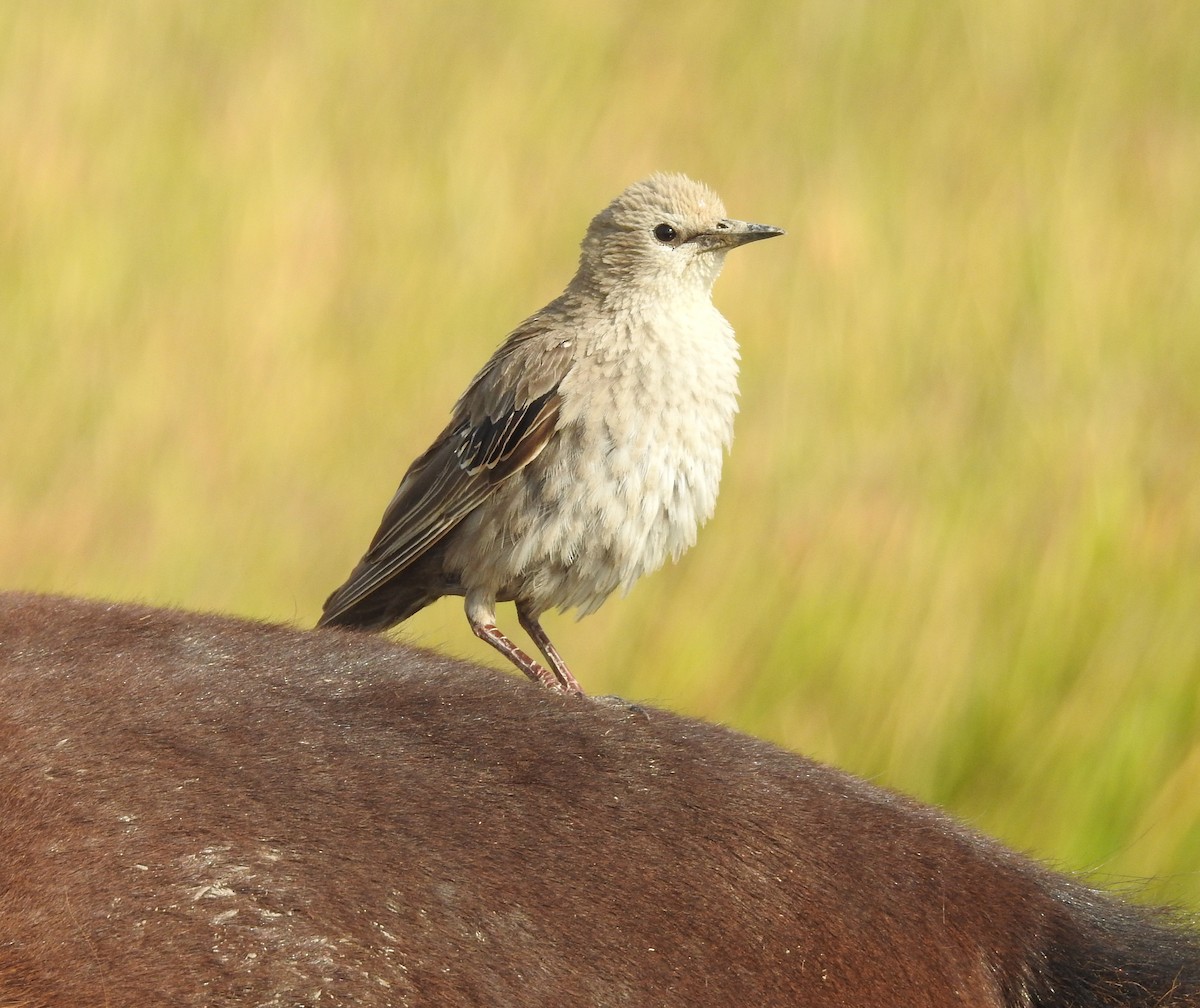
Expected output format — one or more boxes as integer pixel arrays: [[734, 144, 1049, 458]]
[[4, 3, 1199, 905]]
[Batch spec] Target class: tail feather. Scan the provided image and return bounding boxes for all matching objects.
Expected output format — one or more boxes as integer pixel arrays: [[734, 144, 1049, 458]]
[[317, 575, 435, 631]]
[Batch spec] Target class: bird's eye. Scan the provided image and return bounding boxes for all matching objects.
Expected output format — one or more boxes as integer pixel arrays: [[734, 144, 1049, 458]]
[[653, 223, 678, 244]]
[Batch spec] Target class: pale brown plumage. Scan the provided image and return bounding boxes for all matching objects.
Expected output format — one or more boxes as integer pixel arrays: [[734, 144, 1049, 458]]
[[318, 174, 783, 692]]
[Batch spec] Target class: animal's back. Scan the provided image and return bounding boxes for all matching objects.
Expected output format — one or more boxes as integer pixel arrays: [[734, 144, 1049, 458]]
[[1, 591, 1197, 1007]]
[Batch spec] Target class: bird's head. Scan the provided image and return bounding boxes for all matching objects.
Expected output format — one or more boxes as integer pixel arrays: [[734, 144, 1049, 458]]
[[575, 173, 784, 300]]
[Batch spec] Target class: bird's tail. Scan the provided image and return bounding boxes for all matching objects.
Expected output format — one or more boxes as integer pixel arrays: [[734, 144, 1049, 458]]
[[316, 575, 435, 633]]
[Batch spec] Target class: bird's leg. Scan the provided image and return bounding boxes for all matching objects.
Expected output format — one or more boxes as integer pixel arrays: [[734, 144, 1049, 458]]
[[467, 600, 563, 691], [517, 603, 582, 694], [471, 619, 562, 690]]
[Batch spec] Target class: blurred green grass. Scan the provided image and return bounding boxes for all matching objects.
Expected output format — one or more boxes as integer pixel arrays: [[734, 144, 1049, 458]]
[[3, 2, 1199, 903]]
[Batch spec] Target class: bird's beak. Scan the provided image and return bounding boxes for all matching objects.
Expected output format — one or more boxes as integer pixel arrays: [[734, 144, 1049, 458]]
[[694, 219, 786, 251]]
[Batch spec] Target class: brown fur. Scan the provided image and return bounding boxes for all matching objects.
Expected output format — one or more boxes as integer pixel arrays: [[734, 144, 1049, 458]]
[[1, 591, 1197, 1007]]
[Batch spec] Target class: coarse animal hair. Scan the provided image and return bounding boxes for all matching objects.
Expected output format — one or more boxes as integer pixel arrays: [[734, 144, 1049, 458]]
[[1, 591, 1197, 1006]]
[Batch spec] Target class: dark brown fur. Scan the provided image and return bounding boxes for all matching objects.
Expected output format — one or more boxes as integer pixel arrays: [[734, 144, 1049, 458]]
[[1, 591, 1197, 1007]]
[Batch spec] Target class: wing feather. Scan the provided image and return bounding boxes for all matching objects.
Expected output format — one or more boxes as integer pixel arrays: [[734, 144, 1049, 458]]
[[319, 317, 574, 625]]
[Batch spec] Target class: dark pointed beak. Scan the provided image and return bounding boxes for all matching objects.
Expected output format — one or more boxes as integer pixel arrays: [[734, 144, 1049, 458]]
[[693, 218, 786, 251]]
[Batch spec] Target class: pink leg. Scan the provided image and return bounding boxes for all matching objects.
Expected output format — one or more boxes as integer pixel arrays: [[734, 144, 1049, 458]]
[[470, 618, 564, 691], [517, 604, 582, 694]]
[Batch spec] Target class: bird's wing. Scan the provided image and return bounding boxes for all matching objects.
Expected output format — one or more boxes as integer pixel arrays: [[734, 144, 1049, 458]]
[[320, 317, 574, 620]]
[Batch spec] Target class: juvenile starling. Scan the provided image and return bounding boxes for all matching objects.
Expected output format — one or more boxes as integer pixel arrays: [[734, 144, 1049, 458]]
[[318, 173, 783, 693]]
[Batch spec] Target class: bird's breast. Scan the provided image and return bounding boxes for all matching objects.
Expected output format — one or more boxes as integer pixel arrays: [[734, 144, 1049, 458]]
[[447, 305, 741, 616], [535, 307, 740, 609]]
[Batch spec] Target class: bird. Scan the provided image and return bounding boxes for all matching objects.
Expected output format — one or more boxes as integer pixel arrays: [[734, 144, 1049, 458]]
[[317, 172, 783, 693]]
